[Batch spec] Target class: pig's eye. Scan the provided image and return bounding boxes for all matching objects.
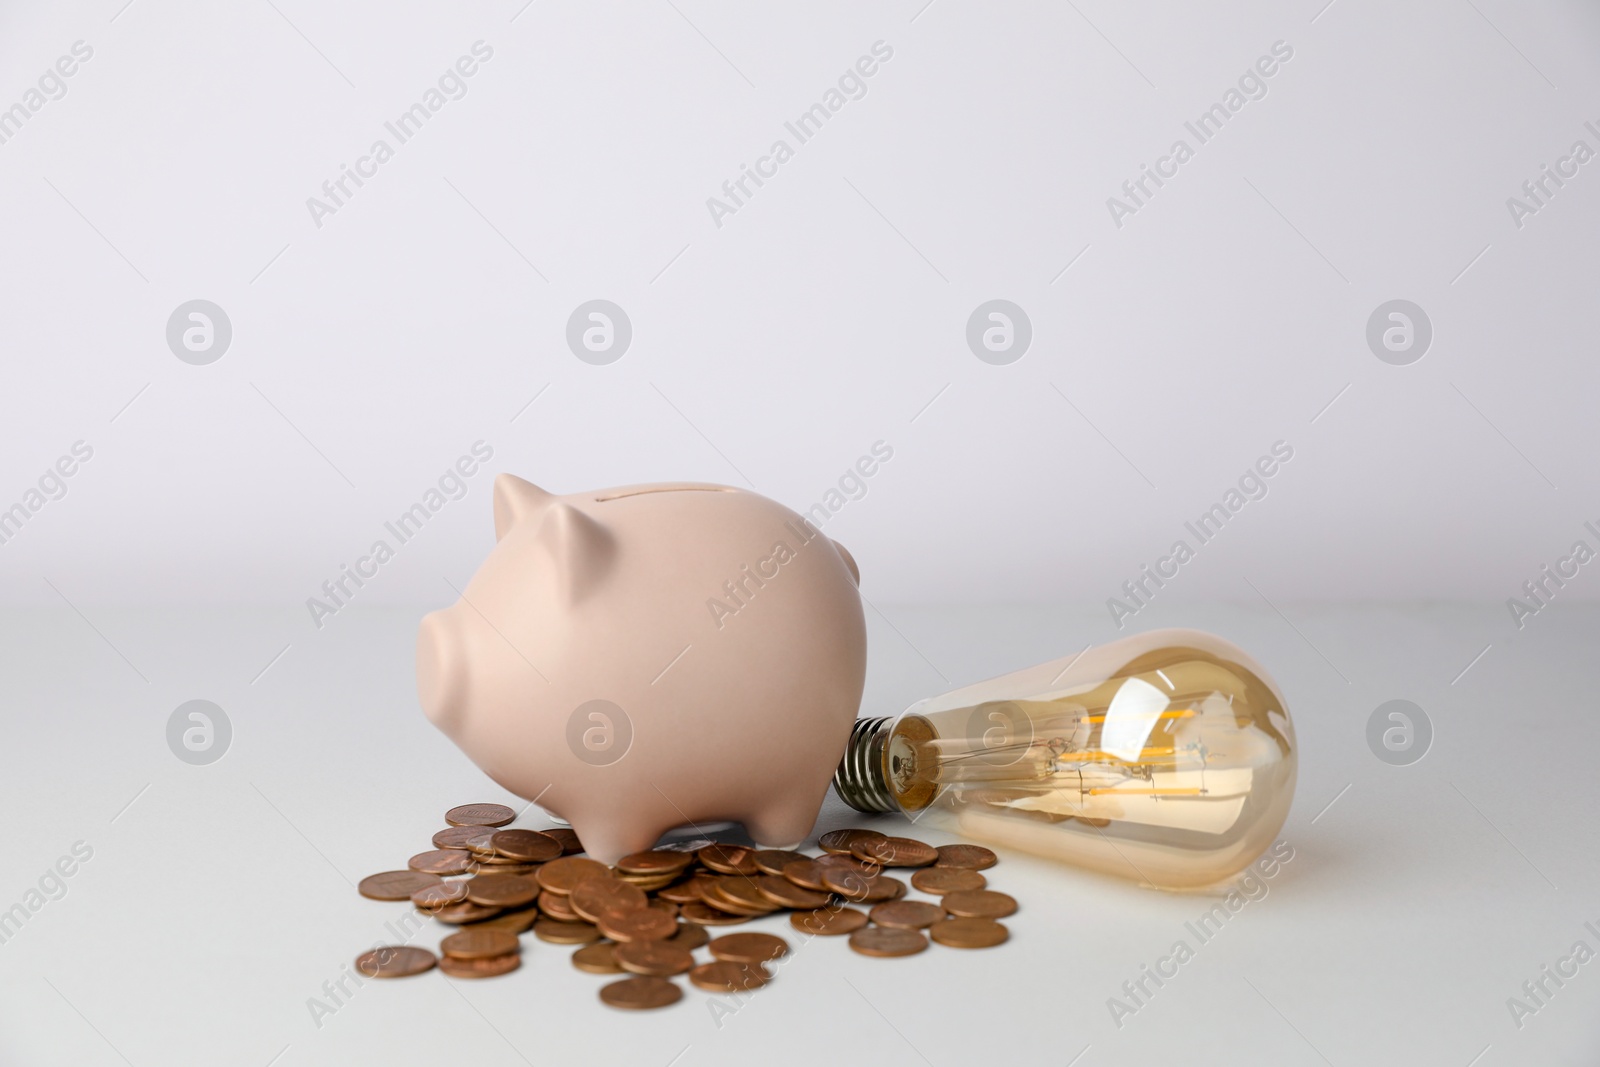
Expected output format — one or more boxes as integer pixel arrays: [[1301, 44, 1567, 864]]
[[594, 485, 737, 502]]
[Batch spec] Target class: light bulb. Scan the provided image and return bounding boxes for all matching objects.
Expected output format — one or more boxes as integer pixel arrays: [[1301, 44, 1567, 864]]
[[833, 629, 1296, 889]]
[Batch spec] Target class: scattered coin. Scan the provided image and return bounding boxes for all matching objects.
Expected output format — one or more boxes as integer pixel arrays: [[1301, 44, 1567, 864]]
[[441, 928, 521, 959], [463, 829, 501, 857], [689, 960, 770, 993], [708, 932, 789, 964], [668, 923, 710, 950], [680, 902, 747, 926], [698, 844, 758, 876], [849, 926, 929, 958], [929, 917, 1009, 949], [431, 901, 503, 924], [433, 825, 486, 850], [911, 868, 987, 895], [533, 919, 602, 945], [536, 857, 612, 895], [538, 890, 578, 921], [869, 900, 946, 930], [491, 829, 563, 863], [408, 850, 476, 876], [614, 940, 695, 977], [599, 909, 678, 943], [466, 874, 538, 909], [570, 878, 647, 923], [780, 859, 831, 891], [819, 828, 885, 854], [444, 803, 516, 827], [440, 953, 522, 978], [852, 836, 938, 868], [751, 849, 810, 875], [599, 975, 683, 1010], [544, 828, 584, 854], [356, 946, 437, 978], [411, 882, 470, 909], [790, 907, 868, 936], [935, 844, 998, 870], [822, 867, 906, 903], [572, 942, 623, 974], [941, 889, 1018, 919], [616, 850, 695, 876], [755, 874, 830, 910], [359, 870, 442, 901], [476, 906, 540, 934], [705, 878, 780, 916]]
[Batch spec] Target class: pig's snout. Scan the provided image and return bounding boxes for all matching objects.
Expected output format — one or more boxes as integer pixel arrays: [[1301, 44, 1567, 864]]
[[416, 608, 465, 733]]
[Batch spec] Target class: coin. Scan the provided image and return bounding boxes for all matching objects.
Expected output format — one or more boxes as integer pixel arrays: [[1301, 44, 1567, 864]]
[[441, 928, 521, 960], [814, 853, 869, 873], [570, 878, 647, 923], [848, 926, 928, 958], [910, 868, 987, 895], [751, 849, 810, 875], [432, 901, 503, 924], [572, 942, 623, 974], [869, 901, 945, 930], [780, 859, 831, 891], [544, 828, 584, 854], [689, 960, 770, 993], [707, 932, 789, 964], [411, 882, 470, 909], [491, 829, 563, 863], [615, 871, 680, 891], [698, 844, 759, 876], [445, 803, 516, 827], [432, 825, 486, 850], [355, 945, 437, 978], [536, 856, 611, 895], [935, 844, 998, 870], [463, 829, 501, 857], [359, 870, 442, 901], [929, 917, 1009, 948], [705, 878, 780, 916], [941, 889, 1017, 919], [599, 909, 678, 943], [616, 850, 695, 876], [533, 919, 602, 944], [668, 922, 710, 950], [476, 906, 540, 934], [408, 850, 476, 876], [614, 940, 695, 977], [852, 836, 938, 868], [819, 828, 885, 854], [599, 975, 682, 1010], [822, 867, 905, 903], [439, 953, 521, 978], [679, 902, 748, 926], [655, 880, 705, 904], [790, 907, 868, 936], [754, 874, 831, 910], [465, 874, 538, 909]]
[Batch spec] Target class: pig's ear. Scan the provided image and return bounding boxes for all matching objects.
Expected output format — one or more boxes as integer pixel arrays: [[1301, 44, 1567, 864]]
[[494, 474, 554, 540], [534, 503, 615, 602]]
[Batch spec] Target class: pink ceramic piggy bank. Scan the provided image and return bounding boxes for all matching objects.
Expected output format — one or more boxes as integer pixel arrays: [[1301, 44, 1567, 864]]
[[416, 475, 868, 863]]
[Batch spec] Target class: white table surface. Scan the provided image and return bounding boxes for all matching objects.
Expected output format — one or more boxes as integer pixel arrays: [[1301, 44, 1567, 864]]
[[2, 602, 1595, 1066]]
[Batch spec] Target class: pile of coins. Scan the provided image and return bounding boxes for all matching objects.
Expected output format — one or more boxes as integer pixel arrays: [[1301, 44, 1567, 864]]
[[355, 804, 1018, 1010]]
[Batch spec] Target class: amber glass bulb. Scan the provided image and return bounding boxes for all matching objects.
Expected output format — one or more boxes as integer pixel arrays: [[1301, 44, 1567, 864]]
[[833, 629, 1296, 889]]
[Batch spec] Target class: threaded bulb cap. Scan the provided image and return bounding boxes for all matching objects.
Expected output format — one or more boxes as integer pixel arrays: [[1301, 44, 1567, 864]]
[[832, 716, 896, 813]]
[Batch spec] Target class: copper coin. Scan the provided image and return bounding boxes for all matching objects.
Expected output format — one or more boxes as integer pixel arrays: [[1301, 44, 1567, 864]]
[[669, 922, 710, 950], [706, 878, 779, 916], [408, 850, 476, 876], [935, 844, 998, 870], [615, 871, 679, 892], [599, 976, 682, 1010], [432, 825, 486, 850], [815, 853, 870, 872], [755, 874, 831, 910], [911, 868, 987, 895], [439, 953, 521, 978], [411, 882, 470, 909], [463, 829, 501, 857], [356, 945, 437, 978], [431, 901, 502, 924], [689, 960, 770, 993], [533, 919, 601, 944], [822, 867, 906, 903], [476, 906, 540, 934], [491, 829, 563, 863], [646, 899, 680, 919], [445, 803, 516, 827], [779, 859, 829, 891], [653, 880, 703, 904], [679, 902, 748, 926], [538, 889, 578, 921], [359, 870, 442, 901], [869, 900, 946, 929], [698, 844, 759, 876], [600, 909, 678, 943], [819, 828, 885, 854], [537, 857, 612, 895], [791, 907, 868, 936], [929, 917, 1009, 948], [544, 827, 584, 854], [708, 932, 789, 964], [572, 942, 623, 974], [942, 889, 1017, 919], [852, 836, 938, 868], [441, 928, 520, 959], [465, 874, 538, 909], [616, 850, 695, 875], [474, 862, 540, 877], [751, 849, 810, 875], [615, 940, 695, 977], [848, 926, 928, 958], [570, 878, 647, 923]]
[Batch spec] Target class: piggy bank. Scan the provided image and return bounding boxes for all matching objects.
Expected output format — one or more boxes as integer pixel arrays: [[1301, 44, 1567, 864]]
[[416, 475, 868, 863]]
